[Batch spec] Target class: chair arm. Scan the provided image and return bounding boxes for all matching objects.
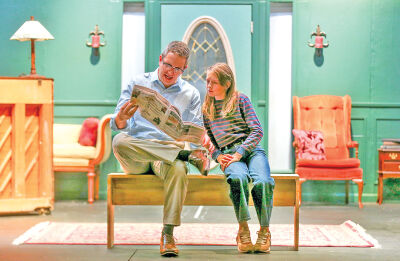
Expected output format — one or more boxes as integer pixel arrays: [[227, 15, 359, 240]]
[[347, 141, 359, 159], [292, 140, 300, 160], [91, 114, 112, 166]]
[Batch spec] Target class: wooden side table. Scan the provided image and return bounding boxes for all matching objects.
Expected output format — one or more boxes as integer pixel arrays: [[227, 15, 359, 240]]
[[377, 148, 400, 204]]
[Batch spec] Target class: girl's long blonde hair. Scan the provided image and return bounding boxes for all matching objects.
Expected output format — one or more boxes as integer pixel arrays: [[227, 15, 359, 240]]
[[202, 63, 238, 121]]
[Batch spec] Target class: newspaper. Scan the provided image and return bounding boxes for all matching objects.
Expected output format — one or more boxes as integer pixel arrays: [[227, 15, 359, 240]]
[[131, 85, 205, 145]]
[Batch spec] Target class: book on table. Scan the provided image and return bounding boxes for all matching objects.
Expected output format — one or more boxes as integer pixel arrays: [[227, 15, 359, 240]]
[[381, 138, 400, 149]]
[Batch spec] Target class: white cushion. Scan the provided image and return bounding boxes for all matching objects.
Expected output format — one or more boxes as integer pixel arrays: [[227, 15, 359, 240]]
[[53, 144, 96, 159], [53, 124, 81, 144], [53, 157, 90, 167]]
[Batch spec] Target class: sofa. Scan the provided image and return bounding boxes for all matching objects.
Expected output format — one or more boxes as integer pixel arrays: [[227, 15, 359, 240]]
[[53, 114, 112, 203]]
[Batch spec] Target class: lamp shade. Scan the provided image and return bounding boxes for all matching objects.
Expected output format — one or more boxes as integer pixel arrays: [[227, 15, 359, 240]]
[[9, 16, 54, 77], [10, 18, 54, 41]]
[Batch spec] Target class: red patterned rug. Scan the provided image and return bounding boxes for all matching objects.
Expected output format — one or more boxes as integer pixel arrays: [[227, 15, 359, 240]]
[[13, 220, 379, 247]]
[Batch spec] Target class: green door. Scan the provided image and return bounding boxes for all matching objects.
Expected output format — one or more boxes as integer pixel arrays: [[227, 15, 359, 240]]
[[161, 4, 252, 173], [161, 4, 252, 99]]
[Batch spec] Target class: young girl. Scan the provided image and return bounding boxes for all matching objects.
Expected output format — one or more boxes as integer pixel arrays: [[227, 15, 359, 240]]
[[202, 63, 275, 253]]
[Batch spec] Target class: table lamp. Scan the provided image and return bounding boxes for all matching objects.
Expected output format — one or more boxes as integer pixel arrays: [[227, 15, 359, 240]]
[[10, 16, 54, 78]]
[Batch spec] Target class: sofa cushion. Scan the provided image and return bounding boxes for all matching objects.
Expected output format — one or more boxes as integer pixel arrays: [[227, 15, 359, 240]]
[[292, 129, 327, 160], [53, 124, 81, 144], [53, 144, 96, 159], [53, 157, 90, 167], [296, 166, 362, 180], [78, 117, 99, 146]]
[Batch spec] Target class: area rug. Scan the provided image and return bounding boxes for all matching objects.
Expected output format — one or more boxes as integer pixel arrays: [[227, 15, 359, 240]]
[[13, 220, 379, 248]]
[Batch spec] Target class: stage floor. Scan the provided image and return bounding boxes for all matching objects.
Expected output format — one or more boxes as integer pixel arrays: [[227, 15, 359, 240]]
[[1, 201, 399, 261]]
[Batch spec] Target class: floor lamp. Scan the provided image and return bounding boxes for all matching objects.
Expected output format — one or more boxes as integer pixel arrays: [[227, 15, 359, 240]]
[[10, 16, 54, 78]]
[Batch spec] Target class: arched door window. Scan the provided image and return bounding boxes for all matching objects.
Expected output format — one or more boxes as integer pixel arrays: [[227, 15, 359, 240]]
[[182, 16, 235, 102]]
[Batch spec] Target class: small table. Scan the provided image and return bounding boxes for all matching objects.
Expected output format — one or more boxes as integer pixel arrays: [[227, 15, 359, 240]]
[[377, 148, 400, 204]]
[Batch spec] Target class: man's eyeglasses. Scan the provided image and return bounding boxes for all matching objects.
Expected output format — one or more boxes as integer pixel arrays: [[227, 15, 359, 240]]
[[162, 61, 184, 74]]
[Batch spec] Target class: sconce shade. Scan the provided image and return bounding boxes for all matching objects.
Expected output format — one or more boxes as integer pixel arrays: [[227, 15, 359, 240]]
[[10, 18, 54, 41], [91, 35, 100, 48], [314, 36, 324, 49]]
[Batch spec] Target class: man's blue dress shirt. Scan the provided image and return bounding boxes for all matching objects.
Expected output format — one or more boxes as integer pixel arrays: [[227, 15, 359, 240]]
[[110, 69, 203, 142]]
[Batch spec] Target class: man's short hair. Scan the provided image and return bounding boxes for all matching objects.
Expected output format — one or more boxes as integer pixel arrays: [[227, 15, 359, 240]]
[[161, 41, 190, 61]]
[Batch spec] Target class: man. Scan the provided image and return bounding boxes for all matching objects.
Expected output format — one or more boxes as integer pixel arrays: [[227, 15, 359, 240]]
[[111, 41, 210, 256]]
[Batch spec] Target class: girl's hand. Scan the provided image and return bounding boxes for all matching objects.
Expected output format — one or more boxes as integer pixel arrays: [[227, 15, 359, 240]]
[[224, 152, 242, 169], [217, 154, 233, 171]]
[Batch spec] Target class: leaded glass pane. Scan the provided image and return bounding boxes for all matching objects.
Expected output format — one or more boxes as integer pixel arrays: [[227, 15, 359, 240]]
[[182, 23, 227, 102]]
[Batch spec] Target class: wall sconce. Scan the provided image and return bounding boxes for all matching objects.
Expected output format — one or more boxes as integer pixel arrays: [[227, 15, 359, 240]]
[[86, 25, 106, 56], [10, 16, 54, 78], [308, 25, 329, 56]]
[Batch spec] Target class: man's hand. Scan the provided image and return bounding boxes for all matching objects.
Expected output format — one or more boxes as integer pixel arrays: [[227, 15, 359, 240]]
[[218, 152, 242, 171], [202, 134, 215, 152], [115, 101, 138, 129]]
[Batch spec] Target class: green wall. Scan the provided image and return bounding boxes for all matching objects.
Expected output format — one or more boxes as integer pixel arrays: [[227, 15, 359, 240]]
[[0, 0, 123, 200], [292, 0, 400, 203], [1, 0, 399, 204], [0, 0, 122, 105]]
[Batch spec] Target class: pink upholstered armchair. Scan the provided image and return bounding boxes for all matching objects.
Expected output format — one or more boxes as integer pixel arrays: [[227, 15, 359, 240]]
[[292, 95, 363, 208]]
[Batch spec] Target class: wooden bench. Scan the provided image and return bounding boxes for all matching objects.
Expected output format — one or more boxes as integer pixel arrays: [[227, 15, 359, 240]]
[[107, 173, 300, 250]]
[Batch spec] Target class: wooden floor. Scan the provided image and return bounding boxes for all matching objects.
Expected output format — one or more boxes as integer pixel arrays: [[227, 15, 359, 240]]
[[1, 201, 400, 261]]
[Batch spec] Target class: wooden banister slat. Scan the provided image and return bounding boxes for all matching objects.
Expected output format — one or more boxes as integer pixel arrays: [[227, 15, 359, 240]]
[[0, 151, 11, 175], [0, 126, 11, 150], [0, 171, 12, 193], [24, 152, 38, 180], [24, 125, 39, 152]]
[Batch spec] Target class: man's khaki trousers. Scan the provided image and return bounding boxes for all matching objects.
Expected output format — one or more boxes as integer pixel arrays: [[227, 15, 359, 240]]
[[112, 133, 188, 226]]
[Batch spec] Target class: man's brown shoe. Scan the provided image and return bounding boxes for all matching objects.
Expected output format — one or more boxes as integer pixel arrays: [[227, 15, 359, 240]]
[[189, 149, 210, 176], [160, 233, 179, 256], [236, 230, 253, 253], [254, 230, 271, 253]]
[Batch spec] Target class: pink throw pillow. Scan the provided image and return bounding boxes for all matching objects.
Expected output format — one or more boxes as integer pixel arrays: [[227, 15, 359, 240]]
[[292, 129, 327, 160], [78, 117, 99, 146]]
